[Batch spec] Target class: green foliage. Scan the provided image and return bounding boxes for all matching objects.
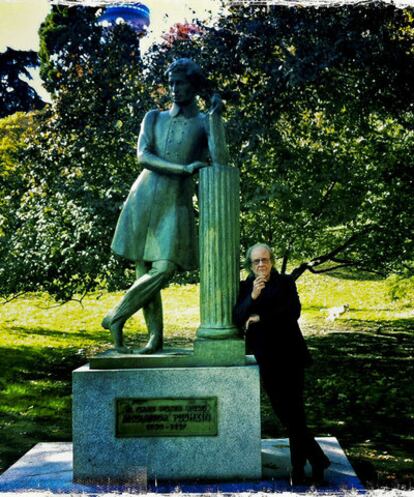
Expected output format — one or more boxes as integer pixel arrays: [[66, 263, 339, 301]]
[[0, 48, 44, 118], [144, 3, 414, 279], [1, 3, 413, 300], [387, 274, 414, 302], [0, 112, 36, 194], [0, 112, 40, 242], [0, 6, 152, 300]]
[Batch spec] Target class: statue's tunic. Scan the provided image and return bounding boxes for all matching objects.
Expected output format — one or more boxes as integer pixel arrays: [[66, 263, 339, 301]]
[[111, 102, 208, 270]]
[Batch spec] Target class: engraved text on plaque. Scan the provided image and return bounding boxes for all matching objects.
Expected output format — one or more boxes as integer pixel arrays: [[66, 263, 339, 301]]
[[116, 397, 218, 437]]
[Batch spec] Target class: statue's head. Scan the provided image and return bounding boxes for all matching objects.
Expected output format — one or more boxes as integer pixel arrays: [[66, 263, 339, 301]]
[[165, 58, 207, 105]]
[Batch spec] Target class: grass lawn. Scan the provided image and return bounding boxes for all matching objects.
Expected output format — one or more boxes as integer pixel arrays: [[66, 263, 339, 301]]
[[0, 272, 413, 489]]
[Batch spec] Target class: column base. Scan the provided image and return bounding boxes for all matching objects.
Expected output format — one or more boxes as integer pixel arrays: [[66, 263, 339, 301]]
[[194, 337, 245, 365], [196, 325, 240, 339]]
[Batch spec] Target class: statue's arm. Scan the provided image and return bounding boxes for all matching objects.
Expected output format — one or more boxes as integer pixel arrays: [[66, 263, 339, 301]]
[[206, 94, 229, 166], [137, 111, 201, 176]]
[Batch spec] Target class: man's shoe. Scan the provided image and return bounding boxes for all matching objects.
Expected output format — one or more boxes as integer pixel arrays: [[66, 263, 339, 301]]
[[311, 460, 331, 485], [290, 466, 306, 486]]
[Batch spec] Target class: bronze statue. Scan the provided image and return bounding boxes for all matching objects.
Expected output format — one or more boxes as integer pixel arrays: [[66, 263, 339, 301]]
[[102, 58, 223, 353]]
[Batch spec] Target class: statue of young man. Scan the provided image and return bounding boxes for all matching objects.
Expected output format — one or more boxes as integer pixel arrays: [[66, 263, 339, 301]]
[[102, 58, 222, 354]]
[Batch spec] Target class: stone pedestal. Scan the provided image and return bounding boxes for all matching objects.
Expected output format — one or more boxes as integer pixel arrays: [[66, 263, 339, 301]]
[[89, 339, 249, 369], [72, 363, 261, 482], [0, 439, 365, 494]]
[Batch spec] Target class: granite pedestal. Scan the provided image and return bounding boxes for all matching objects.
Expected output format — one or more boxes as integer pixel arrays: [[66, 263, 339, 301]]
[[72, 362, 262, 482], [0, 438, 365, 494]]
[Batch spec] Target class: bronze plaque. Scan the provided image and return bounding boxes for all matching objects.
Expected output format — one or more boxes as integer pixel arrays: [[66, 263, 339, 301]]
[[116, 397, 218, 437]]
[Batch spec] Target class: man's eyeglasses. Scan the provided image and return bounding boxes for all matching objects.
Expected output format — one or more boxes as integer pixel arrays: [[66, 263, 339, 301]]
[[251, 258, 271, 266]]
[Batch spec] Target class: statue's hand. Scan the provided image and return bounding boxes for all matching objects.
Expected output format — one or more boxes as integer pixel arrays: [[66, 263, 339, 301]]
[[209, 93, 224, 115], [185, 161, 209, 175]]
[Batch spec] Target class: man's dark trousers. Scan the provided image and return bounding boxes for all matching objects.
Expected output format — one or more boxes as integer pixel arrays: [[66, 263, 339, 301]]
[[259, 359, 328, 470]]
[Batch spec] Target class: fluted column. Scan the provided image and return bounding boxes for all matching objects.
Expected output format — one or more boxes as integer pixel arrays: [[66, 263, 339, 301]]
[[196, 107, 240, 340], [197, 163, 240, 339]]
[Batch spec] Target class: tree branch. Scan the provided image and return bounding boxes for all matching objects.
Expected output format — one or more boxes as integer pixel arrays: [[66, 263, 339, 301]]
[[281, 250, 289, 274], [1, 291, 28, 305], [330, 257, 356, 264], [308, 263, 354, 274], [290, 232, 361, 280], [290, 262, 310, 281], [309, 232, 361, 266], [303, 181, 337, 228]]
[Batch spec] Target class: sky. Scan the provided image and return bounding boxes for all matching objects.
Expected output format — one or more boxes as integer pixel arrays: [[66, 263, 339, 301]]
[[0, 0, 221, 101]]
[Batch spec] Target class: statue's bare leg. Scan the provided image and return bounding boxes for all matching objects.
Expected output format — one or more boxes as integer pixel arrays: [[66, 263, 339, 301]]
[[101, 315, 132, 354], [102, 260, 175, 354], [139, 292, 163, 354], [135, 262, 164, 354]]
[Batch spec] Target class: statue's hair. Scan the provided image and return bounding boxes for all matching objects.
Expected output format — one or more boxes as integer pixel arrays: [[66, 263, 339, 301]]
[[243, 243, 275, 272], [165, 58, 207, 92]]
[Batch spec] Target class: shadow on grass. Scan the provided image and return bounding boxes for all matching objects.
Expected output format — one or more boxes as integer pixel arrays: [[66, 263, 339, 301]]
[[326, 318, 414, 336], [0, 343, 90, 473], [6, 326, 109, 341], [1, 321, 412, 489], [0, 331, 194, 474], [321, 268, 386, 281]]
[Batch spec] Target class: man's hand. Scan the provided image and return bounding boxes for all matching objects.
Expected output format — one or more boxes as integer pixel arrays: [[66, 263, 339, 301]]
[[185, 161, 209, 175], [251, 276, 266, 300], [245, 314, 260, 330], [209, 93, 224, 115]]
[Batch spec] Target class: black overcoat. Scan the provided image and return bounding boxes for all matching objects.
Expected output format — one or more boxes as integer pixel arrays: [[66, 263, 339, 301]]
[[233, 269, 312, 368]]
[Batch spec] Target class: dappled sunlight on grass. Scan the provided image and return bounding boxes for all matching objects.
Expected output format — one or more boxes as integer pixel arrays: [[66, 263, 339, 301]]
[[297, 272, 411, 310], [0, 272, 413, 487], [162, 285, 199, 343], [302, 327, 414, 489]]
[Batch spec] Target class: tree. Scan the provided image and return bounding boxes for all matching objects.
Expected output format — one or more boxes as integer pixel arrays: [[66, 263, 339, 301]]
[[144, 2, 414, 278], [0, 6, 152, 300], [1, 3, 413, 301], [161, 22, 203, 47], [0, 111, 39, 236], [0, 48, 44, 118]]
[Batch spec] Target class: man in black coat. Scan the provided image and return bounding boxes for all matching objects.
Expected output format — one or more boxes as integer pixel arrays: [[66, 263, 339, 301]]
[[233, 243, 330, 485]]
